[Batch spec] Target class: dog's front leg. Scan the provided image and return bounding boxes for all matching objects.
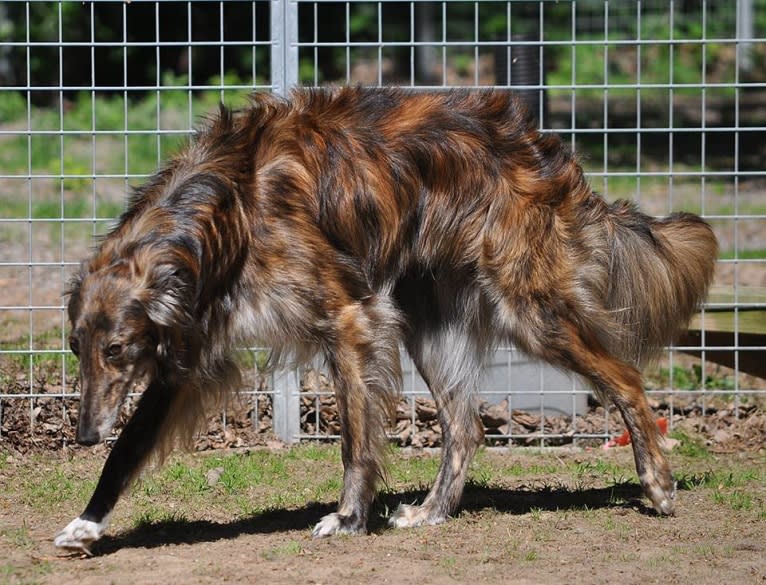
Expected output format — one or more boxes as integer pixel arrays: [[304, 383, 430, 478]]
[[311, 378, 380, 537], [55, 379, 178, 554], [312, 339, 390, 537]]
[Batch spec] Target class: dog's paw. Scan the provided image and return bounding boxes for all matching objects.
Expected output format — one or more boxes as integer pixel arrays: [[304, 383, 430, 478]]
[[647, 481, 677, 516], [641, 472, 677, 516], [389, 503, 447, 529], [54, 516, 107, 555], [311, 513, 365, 538]]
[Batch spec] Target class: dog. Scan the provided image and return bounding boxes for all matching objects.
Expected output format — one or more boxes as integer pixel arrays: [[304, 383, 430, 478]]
[[54, 87, 717, 553]]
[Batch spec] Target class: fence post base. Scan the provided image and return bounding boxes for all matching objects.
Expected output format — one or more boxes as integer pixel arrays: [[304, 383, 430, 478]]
[[272, 368, 301, 444]]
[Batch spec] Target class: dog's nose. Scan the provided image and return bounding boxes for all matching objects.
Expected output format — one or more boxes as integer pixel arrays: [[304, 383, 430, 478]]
[[76, 426, 101, 446]]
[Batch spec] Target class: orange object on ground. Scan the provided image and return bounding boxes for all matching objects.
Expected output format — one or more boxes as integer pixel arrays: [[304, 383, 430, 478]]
[[603, 417, 668, 450]]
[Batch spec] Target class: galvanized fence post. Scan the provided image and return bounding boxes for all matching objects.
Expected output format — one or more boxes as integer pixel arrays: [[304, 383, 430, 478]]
[[272, 367, 301, 444], [270, 0, 299, 96], [270, 0, 301, 443]]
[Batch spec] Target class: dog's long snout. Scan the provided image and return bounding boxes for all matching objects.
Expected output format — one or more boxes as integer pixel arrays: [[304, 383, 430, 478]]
[[76, 394, 106, 446]]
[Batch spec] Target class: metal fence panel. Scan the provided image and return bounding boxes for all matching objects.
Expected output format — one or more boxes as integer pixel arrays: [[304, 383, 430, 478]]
[[0, 0, 763, 447]]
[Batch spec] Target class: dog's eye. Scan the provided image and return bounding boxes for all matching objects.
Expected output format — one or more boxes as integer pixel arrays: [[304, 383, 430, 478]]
[[106, 343, 124, 359], [69, 337, 80, 356]]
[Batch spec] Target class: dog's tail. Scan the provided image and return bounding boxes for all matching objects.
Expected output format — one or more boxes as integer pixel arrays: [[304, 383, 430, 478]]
[[583, 199, 718, 366]]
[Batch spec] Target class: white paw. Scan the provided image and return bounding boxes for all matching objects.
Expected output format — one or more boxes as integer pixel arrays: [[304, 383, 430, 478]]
[[311, 513, 363, 538], [388, 504, 446, 529], [642, 476, 677, 516], [651, 482, 677, 516], [54, 516, 109, 555]]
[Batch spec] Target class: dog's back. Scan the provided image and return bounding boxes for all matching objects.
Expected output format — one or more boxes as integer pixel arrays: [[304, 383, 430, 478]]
[[243, 87, 715, 364]]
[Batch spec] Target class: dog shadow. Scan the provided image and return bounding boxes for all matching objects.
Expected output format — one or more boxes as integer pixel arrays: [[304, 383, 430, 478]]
[[91, 480, 659, 556]]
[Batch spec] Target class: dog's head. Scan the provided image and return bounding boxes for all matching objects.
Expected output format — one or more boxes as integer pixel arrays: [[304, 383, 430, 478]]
[[67, 259, 196, 445]]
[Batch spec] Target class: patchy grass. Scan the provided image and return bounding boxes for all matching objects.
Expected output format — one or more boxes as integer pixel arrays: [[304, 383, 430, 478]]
[[262, 539, 303, 561], [18, 459, 96, 511], [0, 444, 764, 584]]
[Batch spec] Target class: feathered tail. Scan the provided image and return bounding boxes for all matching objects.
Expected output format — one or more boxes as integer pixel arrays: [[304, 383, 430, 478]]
[[590, 199, 718, 366]]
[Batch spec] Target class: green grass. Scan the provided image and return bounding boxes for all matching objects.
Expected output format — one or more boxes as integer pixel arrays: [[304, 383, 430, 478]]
[[0, 559, 52, 585], [676, 467, 765, 513], [128, 446, 345, 523], [1, 195, 124, 222], [718, 249, 766, 261], [523, 549, 539, 562], [668, 430, 711, 459], [1, 73, 253, 173], [385, 450, 441, 488], [712, 490, 753, 511], [132, 508, 190, 532], [573, 459, 631, 483], [19, 463, 96, 510], [0, 329, 79, 385]]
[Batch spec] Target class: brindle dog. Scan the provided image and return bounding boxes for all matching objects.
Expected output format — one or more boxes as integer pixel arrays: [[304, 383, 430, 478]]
[[55, 87, 716, 553]]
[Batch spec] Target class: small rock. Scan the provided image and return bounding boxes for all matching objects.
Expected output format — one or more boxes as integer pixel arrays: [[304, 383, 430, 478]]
[[205, 466, 225, 487], [712, 429, 731, 444]]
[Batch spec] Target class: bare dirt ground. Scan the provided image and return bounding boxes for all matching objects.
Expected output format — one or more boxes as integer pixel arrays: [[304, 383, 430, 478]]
[[0, 445, 764, 585]]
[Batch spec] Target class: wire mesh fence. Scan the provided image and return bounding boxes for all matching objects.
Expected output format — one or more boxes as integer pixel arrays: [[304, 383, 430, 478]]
[[0, 0, 764, 449]]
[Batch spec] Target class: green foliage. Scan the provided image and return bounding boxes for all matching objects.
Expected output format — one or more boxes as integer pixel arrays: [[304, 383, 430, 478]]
[[651, 365, 735, 392], [0, 92, 26, 122], [1, 72, 258, 179], [349, 3, 378, 40]]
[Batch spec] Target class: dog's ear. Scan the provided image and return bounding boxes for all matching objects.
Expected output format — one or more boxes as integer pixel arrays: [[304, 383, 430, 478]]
[[141, 263, 196, 329], [139, 262, 201, 376], [65, 265, 86, 325]]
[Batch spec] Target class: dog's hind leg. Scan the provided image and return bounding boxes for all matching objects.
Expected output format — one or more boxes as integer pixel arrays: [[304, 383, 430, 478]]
[[54, 379, 180, 553], [312, 296, 402, 537], [390, 326, 485, 528], [568, 336, 675, 515], [512, 311, 675, 515]]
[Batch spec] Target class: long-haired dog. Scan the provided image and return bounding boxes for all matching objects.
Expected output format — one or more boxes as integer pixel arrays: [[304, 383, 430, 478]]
[[55, 87, 717, 552]]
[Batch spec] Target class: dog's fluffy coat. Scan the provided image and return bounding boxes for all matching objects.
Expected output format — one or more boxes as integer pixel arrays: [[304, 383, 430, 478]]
[[56, 87, 717, 550]]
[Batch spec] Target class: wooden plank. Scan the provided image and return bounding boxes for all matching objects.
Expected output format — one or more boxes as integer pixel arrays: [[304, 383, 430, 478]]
[[689, 311, 766, 336], [706, 285, 766, 306], [678, 330, 766, 379], [678, 286, 766, 379], [690, 285, 766, 335]]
